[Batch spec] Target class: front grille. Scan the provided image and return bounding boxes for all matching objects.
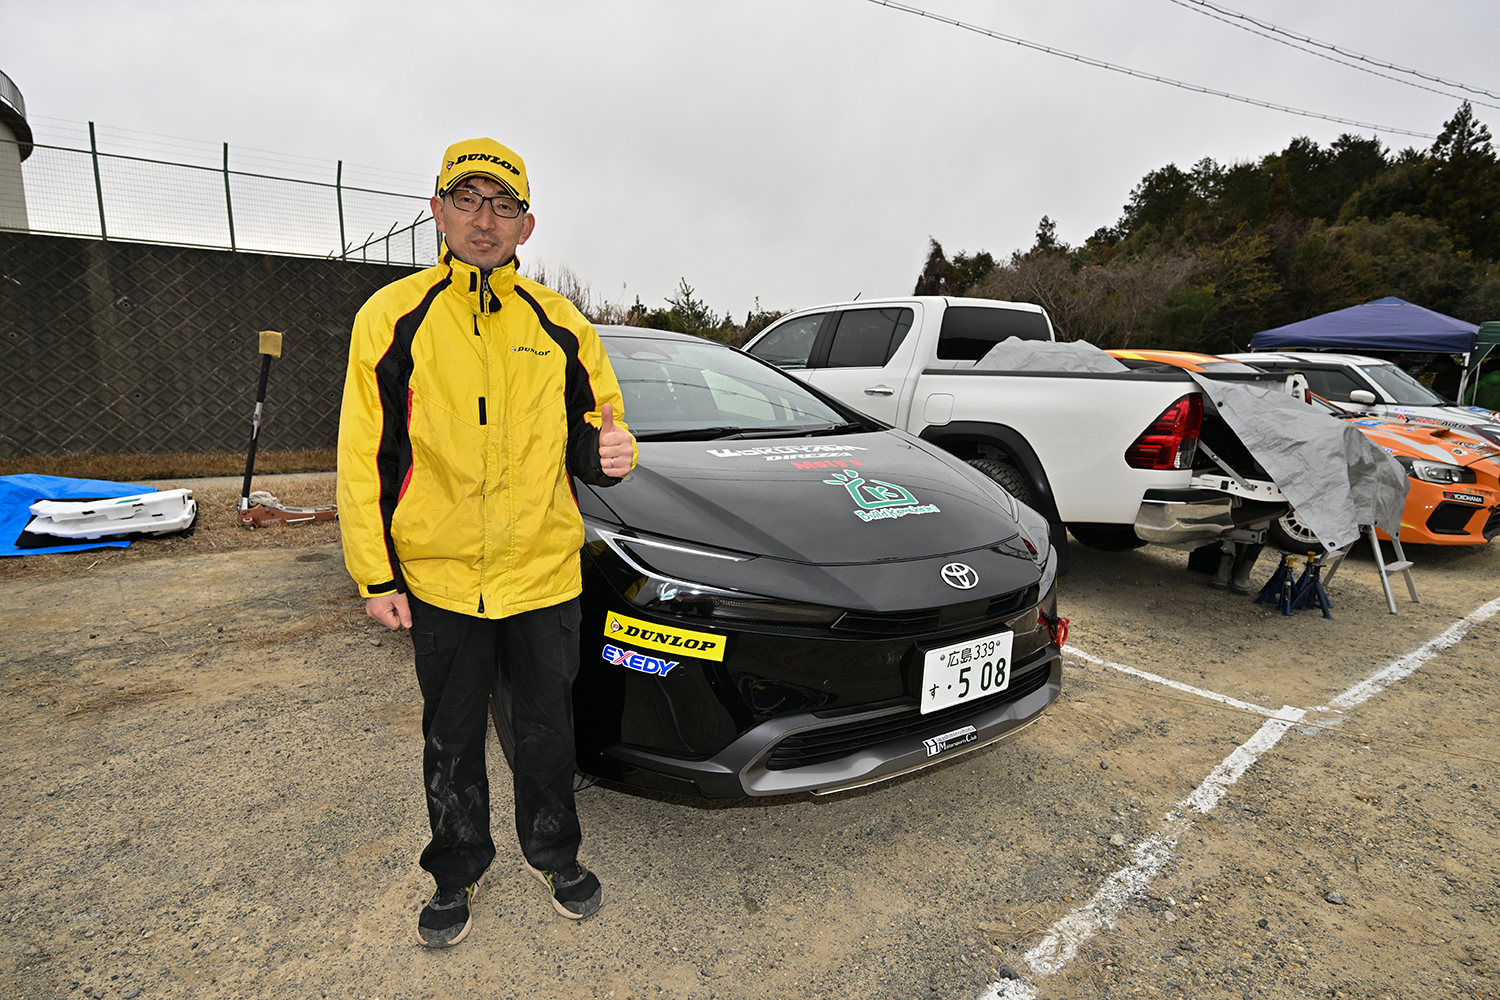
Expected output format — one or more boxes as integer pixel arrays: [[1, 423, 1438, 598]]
[[831, 585, 1040, 637], [1426, 502, 1480, 535], [1486, 507, 1500, 541], [762, 663, 1051, 770]]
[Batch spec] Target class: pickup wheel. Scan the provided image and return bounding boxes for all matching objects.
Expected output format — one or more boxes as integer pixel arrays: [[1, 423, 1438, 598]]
[[1067, 524, 1149, 551], [1267, 508, 1322, 553], [966, 458, 1033, 506]]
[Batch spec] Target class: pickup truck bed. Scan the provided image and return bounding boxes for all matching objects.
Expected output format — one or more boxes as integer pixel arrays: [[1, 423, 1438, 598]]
[[743, 296, 1287, 566]]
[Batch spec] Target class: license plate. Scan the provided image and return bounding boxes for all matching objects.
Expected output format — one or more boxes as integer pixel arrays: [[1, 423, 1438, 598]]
[[919, 629, 1013, 714]]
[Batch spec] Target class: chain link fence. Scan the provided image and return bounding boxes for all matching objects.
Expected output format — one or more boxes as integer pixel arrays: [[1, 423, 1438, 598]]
[[1, 120, 439, 265]]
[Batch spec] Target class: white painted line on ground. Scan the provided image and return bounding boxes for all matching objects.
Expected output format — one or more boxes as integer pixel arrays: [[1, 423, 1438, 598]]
[[977, 597, 1500, 1000], [1022, 707, 1304, 978], [1065, 645, 1278, 717], [1328, 594, 1500, 711]]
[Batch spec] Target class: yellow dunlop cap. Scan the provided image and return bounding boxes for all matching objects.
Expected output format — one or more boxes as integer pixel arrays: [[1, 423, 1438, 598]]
[[603, 611, 727, 662], [258, 330, 283, 358], [437, 138, 529, 206]]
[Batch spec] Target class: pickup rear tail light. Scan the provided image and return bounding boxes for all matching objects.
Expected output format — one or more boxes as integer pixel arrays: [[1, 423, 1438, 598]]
[[1125, 394, 1202, 470]]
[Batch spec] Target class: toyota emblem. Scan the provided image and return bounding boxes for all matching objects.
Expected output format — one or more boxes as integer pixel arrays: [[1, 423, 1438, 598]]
[[941, 562, 979, 590]]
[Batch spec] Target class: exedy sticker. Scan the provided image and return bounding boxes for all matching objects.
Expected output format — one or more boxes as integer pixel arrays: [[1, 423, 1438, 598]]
[[603, 643, 679, 677], [822, 469, 940, 522], [604, 611, 726, 661]]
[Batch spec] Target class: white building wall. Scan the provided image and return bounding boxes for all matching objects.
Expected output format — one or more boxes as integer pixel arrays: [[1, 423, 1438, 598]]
[[0, 118, 28, 231]]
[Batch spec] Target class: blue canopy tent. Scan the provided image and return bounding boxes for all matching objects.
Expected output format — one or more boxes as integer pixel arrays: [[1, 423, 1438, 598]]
[[1251, 296, 1486, 399], [1250, 297, 1479, 354]]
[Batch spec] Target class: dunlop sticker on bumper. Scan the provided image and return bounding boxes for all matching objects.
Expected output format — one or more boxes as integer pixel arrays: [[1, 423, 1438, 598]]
[[603, 611, 726, 662]]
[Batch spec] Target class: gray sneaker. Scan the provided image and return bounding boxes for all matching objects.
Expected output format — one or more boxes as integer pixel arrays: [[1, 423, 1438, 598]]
[[525, 861, 602, 919], [415, 878, 481, 948]]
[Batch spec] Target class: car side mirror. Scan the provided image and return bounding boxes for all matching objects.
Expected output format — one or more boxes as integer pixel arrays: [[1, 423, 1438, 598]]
[[1348, 389, 1377, 405]]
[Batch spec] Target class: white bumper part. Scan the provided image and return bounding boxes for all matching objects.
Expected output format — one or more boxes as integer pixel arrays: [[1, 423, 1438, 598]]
[[27, 489, 197, 539]]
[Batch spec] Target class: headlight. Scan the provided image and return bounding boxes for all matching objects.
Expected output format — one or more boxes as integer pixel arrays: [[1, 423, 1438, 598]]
[[1396, 456, 1477, 484], [589, 526, 843, 625], [632, 580, 843, 624]]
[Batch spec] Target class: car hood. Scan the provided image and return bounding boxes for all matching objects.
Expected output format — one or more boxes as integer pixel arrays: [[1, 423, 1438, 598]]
[[1350, 419, 1500, 469], [1384, 403, 1500, 428], [584, 432, 1022, 564]]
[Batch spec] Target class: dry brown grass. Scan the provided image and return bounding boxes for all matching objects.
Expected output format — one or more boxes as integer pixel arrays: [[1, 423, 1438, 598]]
[[0, 449, 336, 482], [64, 680, 186, 717]]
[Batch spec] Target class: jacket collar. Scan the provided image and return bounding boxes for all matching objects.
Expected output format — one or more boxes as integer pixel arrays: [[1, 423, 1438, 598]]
[[442, 244, 520, 314]]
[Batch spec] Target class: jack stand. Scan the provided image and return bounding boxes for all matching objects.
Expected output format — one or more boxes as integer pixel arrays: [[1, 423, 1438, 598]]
[[1254, 554, 1301, 616], [1287, 556, 1334, 618]]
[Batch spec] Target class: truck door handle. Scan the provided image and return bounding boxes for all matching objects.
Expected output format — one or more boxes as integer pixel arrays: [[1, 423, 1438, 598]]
[[864, 385, 895, 396]]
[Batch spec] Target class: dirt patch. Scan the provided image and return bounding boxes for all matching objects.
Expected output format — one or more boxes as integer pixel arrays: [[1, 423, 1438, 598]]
[[62, 681, 187, 718], [1, 532, 1497, 1000]]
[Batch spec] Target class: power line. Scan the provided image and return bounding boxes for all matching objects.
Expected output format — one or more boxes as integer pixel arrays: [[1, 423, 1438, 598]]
[[861, 0, 1437, 140], [1168, 0, 1500, 103], [1165, 0, 1499, 112]]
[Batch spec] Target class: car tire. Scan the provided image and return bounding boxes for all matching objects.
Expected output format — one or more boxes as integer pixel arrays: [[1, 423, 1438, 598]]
[[1067, 524, 1149, 551], [1267, 508, 1323, 553], [967, 457, 1034, 506]]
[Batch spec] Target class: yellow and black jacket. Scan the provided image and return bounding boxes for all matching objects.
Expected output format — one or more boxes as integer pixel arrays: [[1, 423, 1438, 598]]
[[337, 250, 634, 618]]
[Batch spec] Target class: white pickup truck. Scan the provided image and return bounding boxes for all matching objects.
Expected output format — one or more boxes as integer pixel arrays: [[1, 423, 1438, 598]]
[[742, 296, 1288, 569]]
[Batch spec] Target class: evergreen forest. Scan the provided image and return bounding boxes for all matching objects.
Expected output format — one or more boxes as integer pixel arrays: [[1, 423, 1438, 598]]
[[916, 103, 1500, 351]]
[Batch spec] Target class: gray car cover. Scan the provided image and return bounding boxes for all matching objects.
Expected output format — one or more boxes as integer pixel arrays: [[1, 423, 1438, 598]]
[[1187, 374, 1406, 551], [974, 337, 1131, 373], [975, 338, 1409, 551]]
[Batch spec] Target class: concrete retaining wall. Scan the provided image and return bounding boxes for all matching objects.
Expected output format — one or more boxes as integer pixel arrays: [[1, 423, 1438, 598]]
[[0, 231, 418, 457]]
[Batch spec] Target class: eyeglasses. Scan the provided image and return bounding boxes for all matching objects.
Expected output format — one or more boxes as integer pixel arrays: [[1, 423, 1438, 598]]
[[445, 187, 525, 218]]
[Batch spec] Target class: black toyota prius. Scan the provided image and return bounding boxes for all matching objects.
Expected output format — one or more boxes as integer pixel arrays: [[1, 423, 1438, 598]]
[[558, 327, 1063, 798]]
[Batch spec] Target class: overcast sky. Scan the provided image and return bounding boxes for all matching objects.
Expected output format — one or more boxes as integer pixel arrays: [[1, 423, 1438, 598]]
[[3, 0, 1497, 321]]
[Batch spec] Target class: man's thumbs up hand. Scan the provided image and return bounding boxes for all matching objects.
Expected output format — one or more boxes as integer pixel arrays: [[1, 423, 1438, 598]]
[[598, 403, 634, 478]]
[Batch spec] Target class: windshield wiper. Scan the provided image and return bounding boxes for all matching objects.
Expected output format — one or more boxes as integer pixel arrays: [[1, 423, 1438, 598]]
[[634, 426, 748, 441], [798, 421, 866, 436], [635, 421, 866, 442], [730, 422, 864, 439]]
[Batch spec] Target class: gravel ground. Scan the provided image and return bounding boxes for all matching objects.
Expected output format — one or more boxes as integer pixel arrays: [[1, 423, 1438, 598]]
[[2, 480, 1497, 999]]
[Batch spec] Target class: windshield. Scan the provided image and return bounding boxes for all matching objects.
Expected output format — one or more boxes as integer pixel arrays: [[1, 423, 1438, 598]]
[[602, 333, 853, 437], [1361, 363, 1450, 405]]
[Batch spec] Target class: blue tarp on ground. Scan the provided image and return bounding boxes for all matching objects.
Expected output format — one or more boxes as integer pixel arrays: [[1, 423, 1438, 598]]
[[0, 474, 154, 557], [1250, 297, 1480, 354]]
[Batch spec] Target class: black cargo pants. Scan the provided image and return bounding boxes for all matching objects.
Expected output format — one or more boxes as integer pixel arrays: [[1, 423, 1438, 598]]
[[408, 593, 583, 890]]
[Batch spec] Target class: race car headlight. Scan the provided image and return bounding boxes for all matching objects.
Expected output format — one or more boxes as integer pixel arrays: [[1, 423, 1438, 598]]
[[1396, 456, 1477, 484], [589, 526, 843, 625], [632, 580, 843, 625]]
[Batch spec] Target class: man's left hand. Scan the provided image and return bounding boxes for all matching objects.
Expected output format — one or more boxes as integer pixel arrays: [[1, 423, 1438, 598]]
[[599, 403, 635, 478]]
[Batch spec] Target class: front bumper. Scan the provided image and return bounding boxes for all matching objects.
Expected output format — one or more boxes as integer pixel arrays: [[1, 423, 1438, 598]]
[[598, 646, 1061, 797], [1379, 480, 1500, 545]]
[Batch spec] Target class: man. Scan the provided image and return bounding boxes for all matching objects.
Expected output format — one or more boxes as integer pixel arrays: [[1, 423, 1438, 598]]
[[337, 137, 636, 948]]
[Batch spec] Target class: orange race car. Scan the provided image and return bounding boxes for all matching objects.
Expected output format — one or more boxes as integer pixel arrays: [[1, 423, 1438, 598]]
[[1107, 349, 1263, 374], [1108, 349, 1500, 549]]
